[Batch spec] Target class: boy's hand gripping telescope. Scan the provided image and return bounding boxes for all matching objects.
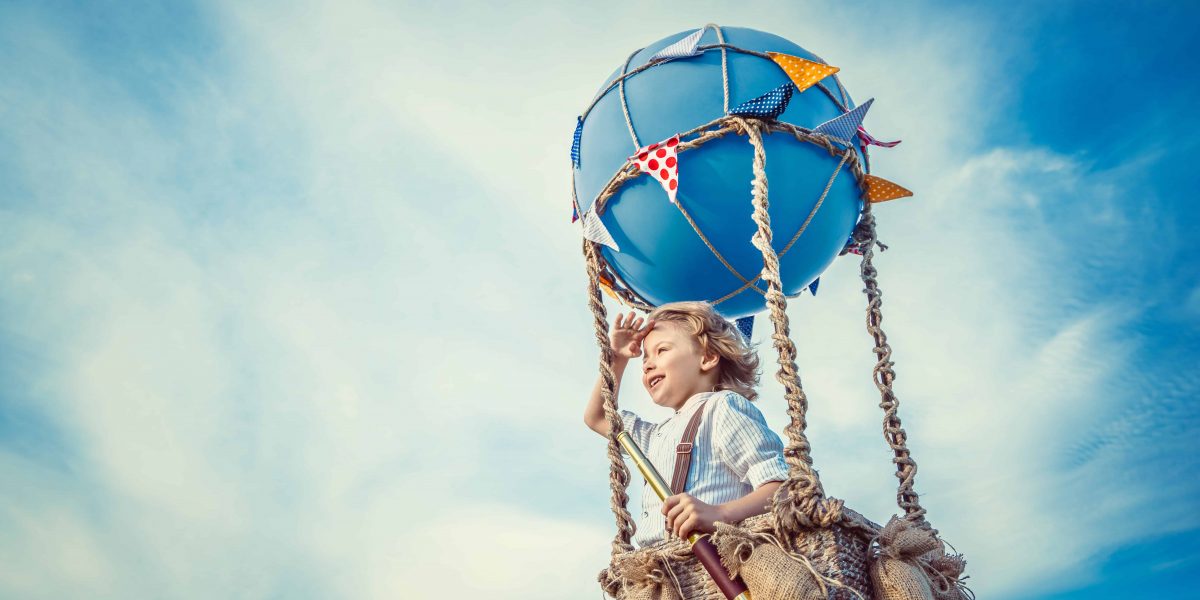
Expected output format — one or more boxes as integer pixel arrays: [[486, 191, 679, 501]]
[[616, 431, 752, 600]]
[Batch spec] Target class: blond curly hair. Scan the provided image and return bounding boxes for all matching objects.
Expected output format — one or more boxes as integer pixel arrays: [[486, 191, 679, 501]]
[[647, 301, 761, 401]]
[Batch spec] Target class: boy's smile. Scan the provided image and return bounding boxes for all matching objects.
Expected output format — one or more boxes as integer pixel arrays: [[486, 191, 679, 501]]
[[640, 321, 720, 411]]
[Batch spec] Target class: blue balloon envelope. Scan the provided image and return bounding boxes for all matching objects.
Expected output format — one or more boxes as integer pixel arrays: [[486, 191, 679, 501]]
[[574, 27, 868, 320]]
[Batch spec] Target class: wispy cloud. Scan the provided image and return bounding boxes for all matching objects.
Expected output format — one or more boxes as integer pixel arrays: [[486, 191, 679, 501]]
[[0, 1, 1194, 598]]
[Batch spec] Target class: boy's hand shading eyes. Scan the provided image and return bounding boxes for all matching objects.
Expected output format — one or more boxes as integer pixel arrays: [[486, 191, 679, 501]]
[[610, 311, 655, 361], [662, 493, 724, 540]]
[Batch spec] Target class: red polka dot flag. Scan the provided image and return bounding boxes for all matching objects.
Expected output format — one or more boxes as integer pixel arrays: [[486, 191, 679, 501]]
[[629, 134, 681, 204]]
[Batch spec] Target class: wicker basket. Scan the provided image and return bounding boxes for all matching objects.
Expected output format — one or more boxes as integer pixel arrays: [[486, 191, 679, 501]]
[[603, 510, 880, 600]]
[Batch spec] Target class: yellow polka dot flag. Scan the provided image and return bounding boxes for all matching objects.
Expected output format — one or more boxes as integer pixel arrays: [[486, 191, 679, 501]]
[[864, 175, 913, 203], [767, 52, 840, 93]]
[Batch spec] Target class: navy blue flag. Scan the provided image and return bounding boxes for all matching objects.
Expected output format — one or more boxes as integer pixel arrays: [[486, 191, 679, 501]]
[[729, 82, 794, 119], [808, 278, 820, 296], [735, 316, 754, 343]]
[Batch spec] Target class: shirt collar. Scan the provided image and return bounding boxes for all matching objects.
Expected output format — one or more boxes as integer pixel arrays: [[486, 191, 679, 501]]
[[674, 390, 721, 417]]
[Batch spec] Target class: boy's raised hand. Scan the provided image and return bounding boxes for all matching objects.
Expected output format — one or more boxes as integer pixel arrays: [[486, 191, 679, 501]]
[[610, 311, 655, 361]]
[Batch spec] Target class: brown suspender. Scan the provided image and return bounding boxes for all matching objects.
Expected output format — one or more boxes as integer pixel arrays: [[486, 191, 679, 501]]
[[669, 400, 708, 495]]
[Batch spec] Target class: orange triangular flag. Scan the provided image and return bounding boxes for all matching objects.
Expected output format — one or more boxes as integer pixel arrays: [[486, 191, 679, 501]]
[[767, 52, 839, 93], [864, 175, 913, 203], [598, 274, 625, 304]]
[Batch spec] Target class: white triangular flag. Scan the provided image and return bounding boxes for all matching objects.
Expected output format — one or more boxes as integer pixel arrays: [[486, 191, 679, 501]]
[[581, 209, 619, 251]]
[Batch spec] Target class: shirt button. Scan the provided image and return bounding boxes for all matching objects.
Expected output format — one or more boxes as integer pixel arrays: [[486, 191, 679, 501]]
[[642, 511, 649, 517]]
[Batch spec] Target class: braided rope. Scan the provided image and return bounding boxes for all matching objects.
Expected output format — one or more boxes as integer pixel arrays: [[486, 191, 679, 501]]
[[711, 24, 731, 113], [584, 239, 638, 554], [857, 203, 927, 523], [732, 116, 844, 535], [619, 49, 642, 149]]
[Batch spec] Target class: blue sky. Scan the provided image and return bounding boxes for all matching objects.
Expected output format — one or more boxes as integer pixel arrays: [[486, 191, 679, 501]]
[[1, 1, 1197, 598]]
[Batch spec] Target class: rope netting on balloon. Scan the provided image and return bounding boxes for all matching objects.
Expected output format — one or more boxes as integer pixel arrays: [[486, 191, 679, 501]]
[[575, 117, 862, 310], [571, 23, 930, 562], [570, 25, 908, 313]]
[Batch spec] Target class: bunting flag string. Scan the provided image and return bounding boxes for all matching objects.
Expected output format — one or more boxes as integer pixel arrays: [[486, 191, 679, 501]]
[[571, 116, 584, 168], [629, 134, 681, 204], [864, 174, 913, 203], [814, 98, 873, 146], [729, 82, 795, 118], [650, 28, 705, 61], [858, 126, 901, 148], [581, 208, 620, 250], [766, 52, 839, 93]]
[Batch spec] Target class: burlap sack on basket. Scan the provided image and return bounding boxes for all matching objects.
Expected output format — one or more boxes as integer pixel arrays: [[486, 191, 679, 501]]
[[870, 517, 971, 600], [600, 553, 683, 600], [710, 522, 861, 600]]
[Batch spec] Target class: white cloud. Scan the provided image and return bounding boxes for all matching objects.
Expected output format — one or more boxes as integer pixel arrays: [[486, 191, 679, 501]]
[[0, 1, 1192, 599]]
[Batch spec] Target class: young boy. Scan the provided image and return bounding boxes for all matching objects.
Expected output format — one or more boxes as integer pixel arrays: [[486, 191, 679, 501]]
[[584, 301, 790, 547]]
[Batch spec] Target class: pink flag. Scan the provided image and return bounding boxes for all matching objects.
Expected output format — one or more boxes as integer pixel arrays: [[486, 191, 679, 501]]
[[857, 126, 901, 148]]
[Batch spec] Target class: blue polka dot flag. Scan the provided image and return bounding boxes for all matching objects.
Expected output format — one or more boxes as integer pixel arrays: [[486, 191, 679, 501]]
[[735, 316, 753, 344], [729, 82, 795, 119], [808, 277, 820, 296], [814, 98, 873, 147], [570, 116, 583, 168], [650, 27, 704, 61]]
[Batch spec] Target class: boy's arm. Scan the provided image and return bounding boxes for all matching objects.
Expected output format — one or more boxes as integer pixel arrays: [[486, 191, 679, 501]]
[[663, 480, 782, 539], [716, 480, 782, 524], [584, 356, 628, 436]]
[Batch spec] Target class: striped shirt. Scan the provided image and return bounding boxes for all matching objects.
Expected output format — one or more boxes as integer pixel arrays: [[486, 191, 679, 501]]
[[620, 390, 790, 547]]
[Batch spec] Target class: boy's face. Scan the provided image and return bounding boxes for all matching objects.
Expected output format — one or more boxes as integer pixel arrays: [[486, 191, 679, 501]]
[[640, 321, 719, 410]]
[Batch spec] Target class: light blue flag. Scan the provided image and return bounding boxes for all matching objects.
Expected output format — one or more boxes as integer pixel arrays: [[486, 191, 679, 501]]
[[650, 28, 704, 61], [814, 98, 874, 146]]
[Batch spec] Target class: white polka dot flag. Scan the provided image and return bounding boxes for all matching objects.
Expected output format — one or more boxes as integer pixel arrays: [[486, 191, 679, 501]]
[[864, 174, 913, 203], [581, 208, 620, 251], [767, 52, 839, 93], [729, 82, 795, 118], [814, 98, 873, 146], [629, 134, 681, 204], [650, 28, 704, 61]]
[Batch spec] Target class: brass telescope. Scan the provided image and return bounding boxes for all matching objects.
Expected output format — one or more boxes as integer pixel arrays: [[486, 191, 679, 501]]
[[617, 431, 752, 600]]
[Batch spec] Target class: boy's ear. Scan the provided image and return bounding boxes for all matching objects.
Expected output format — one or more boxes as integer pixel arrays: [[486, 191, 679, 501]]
[[700, 348, 720, 372]]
